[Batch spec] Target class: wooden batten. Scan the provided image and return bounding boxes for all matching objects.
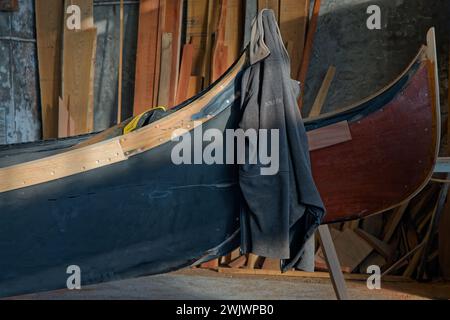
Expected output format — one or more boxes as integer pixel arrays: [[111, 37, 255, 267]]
[[0, 139, 127, 194], [162, 0, 183, 108], [309, 66, 336, 117], [224, 0, 243, 67], [157, 32, 173, 107], [35, 0, 63, 139], [186, 0, 209, 79], [133, 0, 161, 115], [60, 0, 96, 137], [211, 0, 228, 83], [279, 0, 309, 79], [298, 0, 321, 109], [176, 43, 195, 104]]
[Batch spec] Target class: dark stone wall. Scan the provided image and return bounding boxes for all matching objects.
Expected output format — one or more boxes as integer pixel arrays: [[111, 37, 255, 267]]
[[302, 0, 450, 118]]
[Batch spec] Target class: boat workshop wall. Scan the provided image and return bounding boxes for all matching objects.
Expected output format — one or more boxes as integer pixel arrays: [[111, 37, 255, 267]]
[[0, 0, 139, 144], [0, 0, 448, 145]]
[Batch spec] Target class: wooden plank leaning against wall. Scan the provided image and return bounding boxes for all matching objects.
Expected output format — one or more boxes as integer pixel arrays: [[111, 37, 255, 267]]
[[35, 0, 63, 139], [60, 0, 97, 137], [133, 0, 183, 115]]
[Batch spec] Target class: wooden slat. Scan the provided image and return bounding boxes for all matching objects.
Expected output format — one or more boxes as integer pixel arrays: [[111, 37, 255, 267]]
[[307, 121, 352, 151], [298, 0, 321, 109], [186, 0, 209, 77], [355, 228, 395, 260], [0, 139, 127, 193], [176, 43, 195, 104], [61, 26, 97, 137], [157, 32, 173, 107], [211, 0, 228, 83], [318, 228, 372, 274], [318, 226, 349, 300], [162, 0, 183, 108], [219, 266, 412, 282], [279, 0, 309, 79], [383, 202, 409, 242], [35, 0, 63, 139], [133, 0, 160, 115], [187, 76, 203, 100], [224, 0, 243, 67], [152, 0, 165, 107], [258, 0, 279, 21], [309, 66, 336, 117], [117, 0, 124, 123], [203, 0, 220, 86]]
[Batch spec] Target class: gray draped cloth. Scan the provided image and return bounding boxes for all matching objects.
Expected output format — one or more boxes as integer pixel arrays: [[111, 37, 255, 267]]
[[239, 9, 326, 272]]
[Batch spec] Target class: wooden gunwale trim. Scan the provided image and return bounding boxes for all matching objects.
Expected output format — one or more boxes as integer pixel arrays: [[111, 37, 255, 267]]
[[0, 55, 246, 193], [322, 28, 440, 223], [0, 139, 127, 193]]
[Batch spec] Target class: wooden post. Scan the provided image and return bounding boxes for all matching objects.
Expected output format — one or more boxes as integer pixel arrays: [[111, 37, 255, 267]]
[[318, 225, 350, 300]]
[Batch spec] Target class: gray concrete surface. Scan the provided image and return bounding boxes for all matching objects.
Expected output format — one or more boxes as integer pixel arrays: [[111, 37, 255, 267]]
[[10, 269, 450, 300]]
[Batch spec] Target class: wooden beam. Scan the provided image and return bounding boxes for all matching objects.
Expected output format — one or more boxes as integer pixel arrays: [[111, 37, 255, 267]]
[[162, 0, 183, 108], [117, 0, 124, 123], [211, 0, 228, 83], [133, 0, 160, 115], [218, 266, 412, 282], [35, 0, 63, 139], [298, 0, 321, 109], [152, 0, 165, 107], [61, 0, 96, 137], [186, 0, 209, 78], [0, 139, 127, 193], [309, 66, 336, 117], [318, 225, 349, 300], [279, 0, 309, 79], [157, 32, 173, 107], [176, 43, 195, 104], [224, 0, 244, 67]]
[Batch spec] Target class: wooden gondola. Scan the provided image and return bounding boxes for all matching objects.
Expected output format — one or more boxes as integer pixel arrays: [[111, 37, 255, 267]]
[[0, 28, 440, 297]]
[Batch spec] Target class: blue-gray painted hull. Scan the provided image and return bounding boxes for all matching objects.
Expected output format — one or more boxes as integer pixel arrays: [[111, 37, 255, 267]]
[[0, 104, 242, 298]]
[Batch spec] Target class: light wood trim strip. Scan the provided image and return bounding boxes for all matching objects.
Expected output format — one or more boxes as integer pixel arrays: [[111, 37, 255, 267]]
[[307, 121, 352, 151], [0, 139, 127, 193]]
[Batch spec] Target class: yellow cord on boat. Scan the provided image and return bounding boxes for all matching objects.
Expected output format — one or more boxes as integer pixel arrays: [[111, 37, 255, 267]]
[[123, 106, 167, 134]]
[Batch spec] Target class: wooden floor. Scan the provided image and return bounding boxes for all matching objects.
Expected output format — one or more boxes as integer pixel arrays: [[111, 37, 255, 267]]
[[8, 269, 450, 300]]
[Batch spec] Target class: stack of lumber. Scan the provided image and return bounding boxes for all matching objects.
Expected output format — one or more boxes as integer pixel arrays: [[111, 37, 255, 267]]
[[35, 0, 97, 139], [213, 183, 446, 280]]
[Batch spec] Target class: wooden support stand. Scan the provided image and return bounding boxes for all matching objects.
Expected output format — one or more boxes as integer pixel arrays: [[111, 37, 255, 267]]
[[318, 225, 350, 300]]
